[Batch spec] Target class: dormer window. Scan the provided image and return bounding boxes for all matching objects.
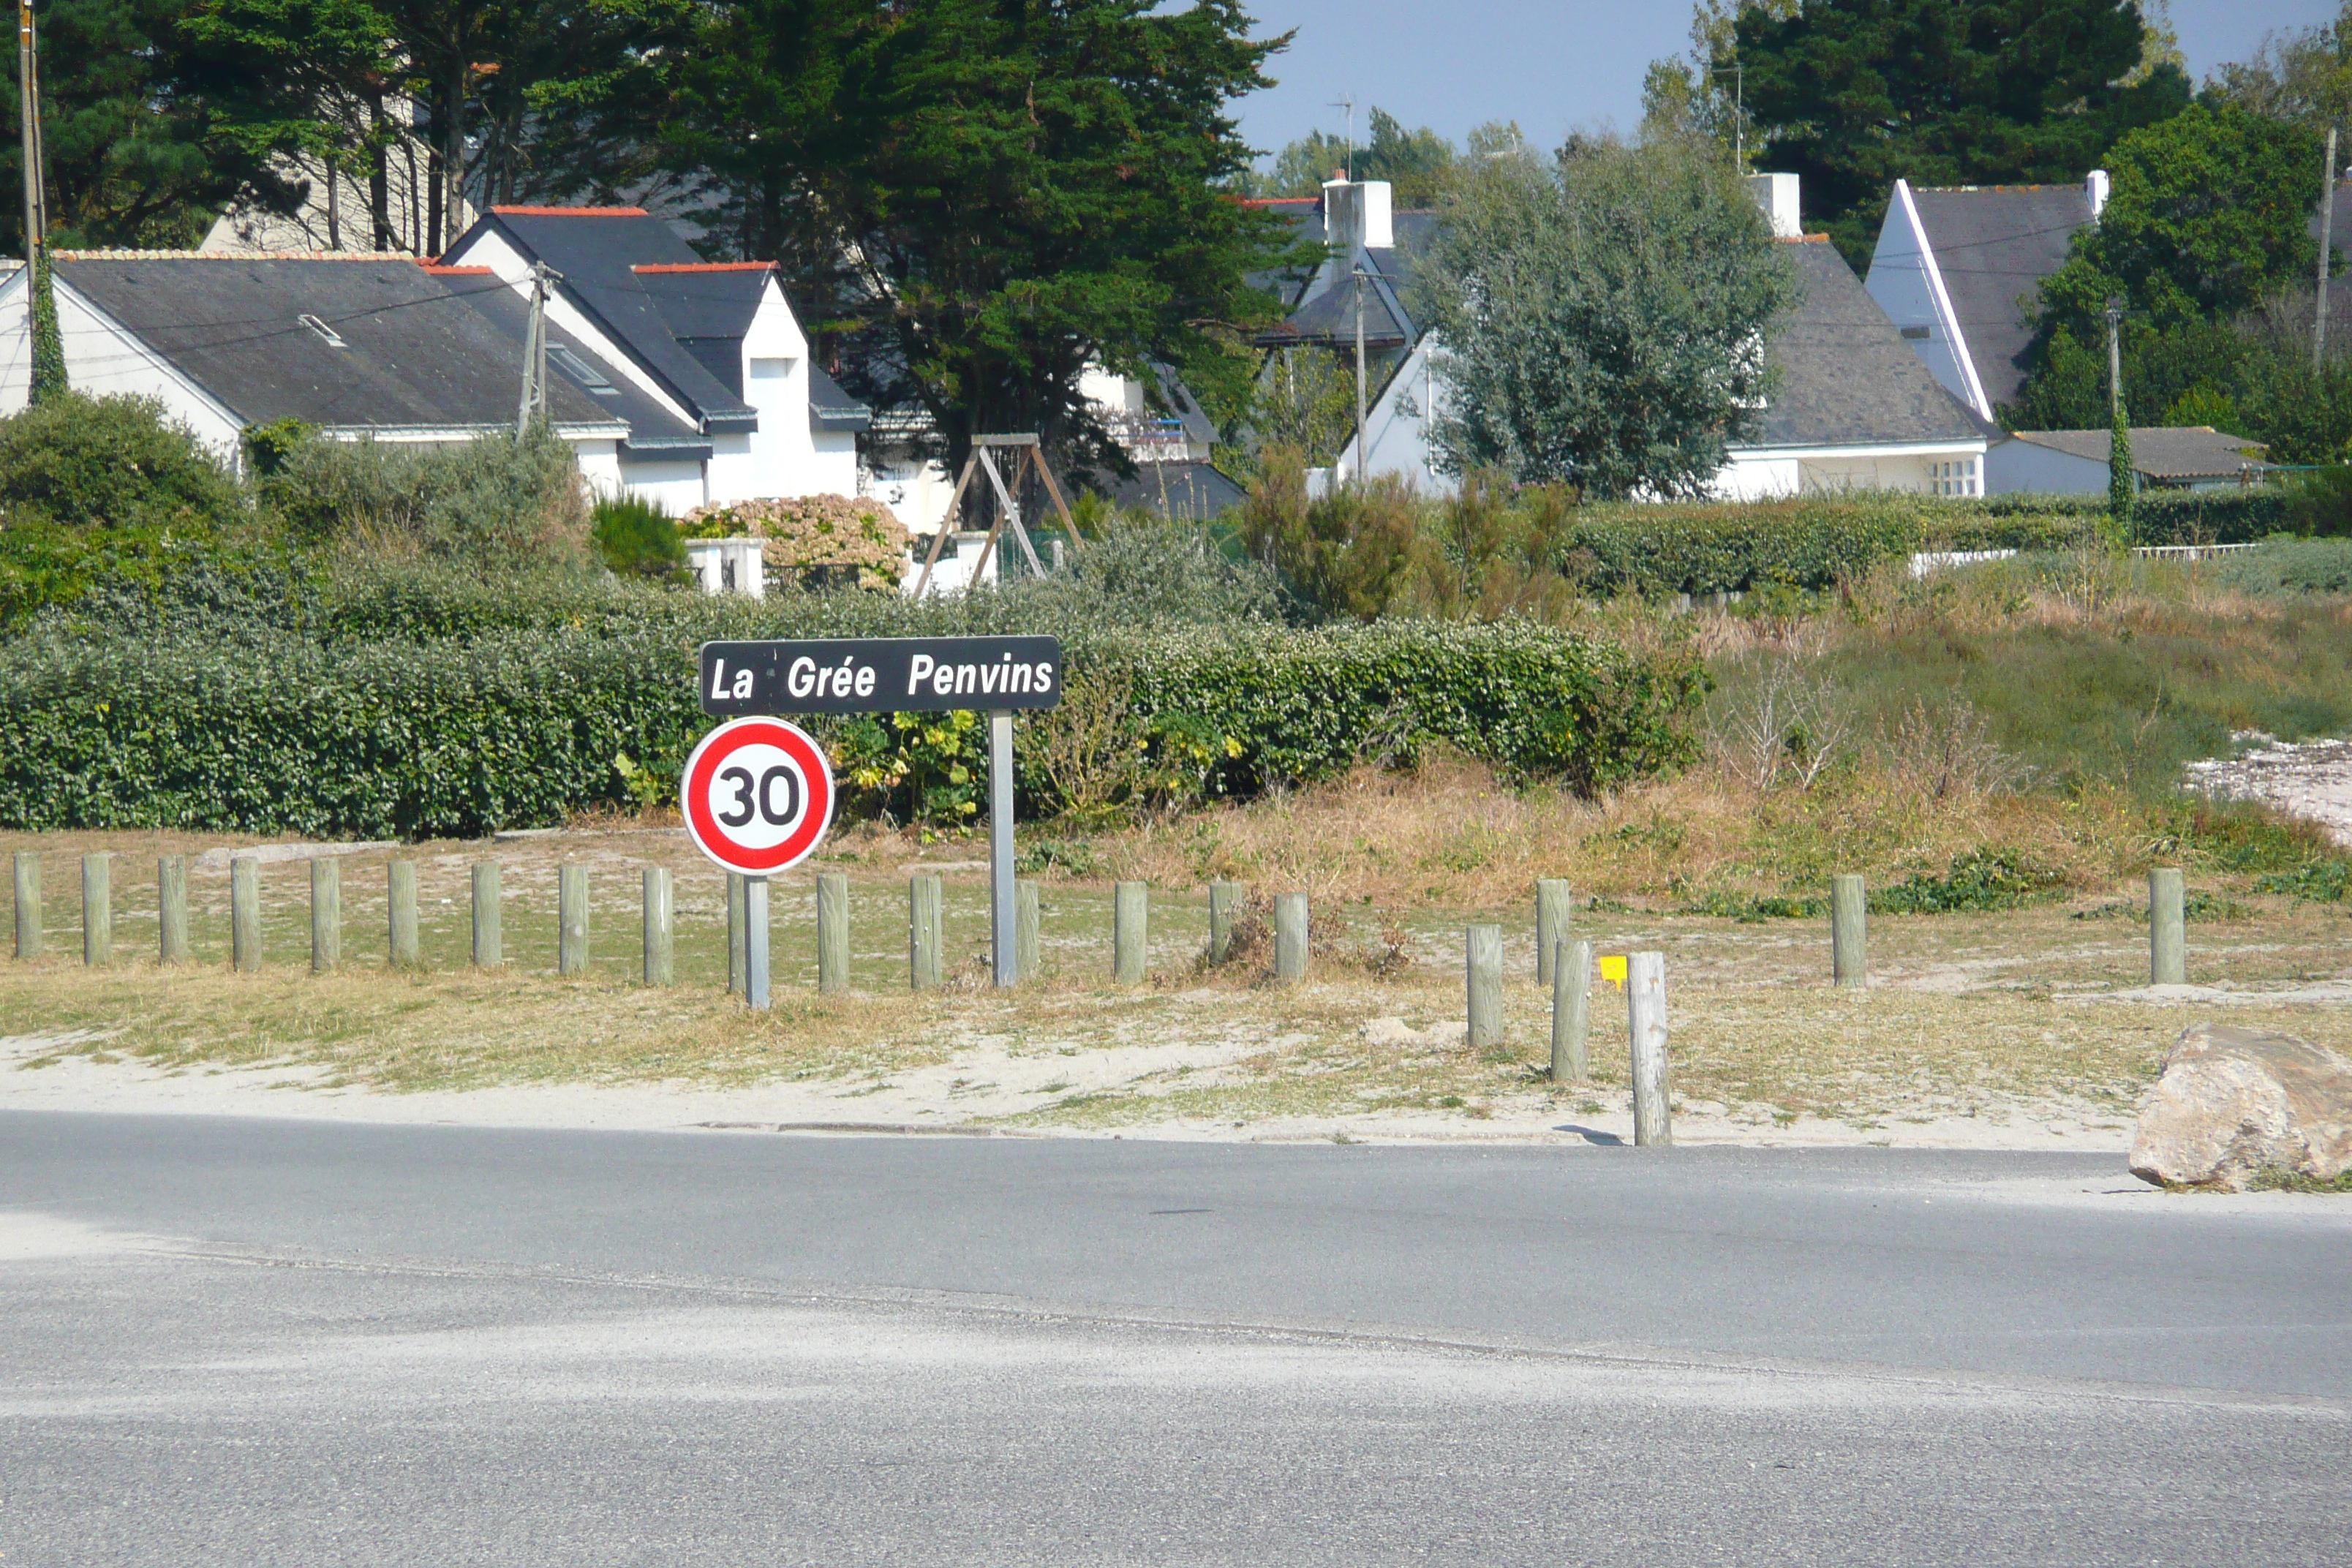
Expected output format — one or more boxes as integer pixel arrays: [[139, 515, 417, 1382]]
[[299, 314, 347, 347]]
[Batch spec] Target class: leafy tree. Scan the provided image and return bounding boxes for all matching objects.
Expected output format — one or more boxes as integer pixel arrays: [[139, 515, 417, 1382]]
[[1729, 0, 2190, 263], [1254, 107, 1457, 206], [2207, 1, 2352, 133], [1411, 135, 1799, 499]]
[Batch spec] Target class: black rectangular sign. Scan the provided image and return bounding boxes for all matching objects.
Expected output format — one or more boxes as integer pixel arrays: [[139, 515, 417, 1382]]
[[698, 636, 1064, 716]]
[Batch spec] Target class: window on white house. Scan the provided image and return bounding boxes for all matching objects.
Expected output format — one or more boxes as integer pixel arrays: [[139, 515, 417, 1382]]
[[1931, 459, 1978, 498]]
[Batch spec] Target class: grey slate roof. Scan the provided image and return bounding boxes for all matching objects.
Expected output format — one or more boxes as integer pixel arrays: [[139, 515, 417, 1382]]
[[1906, 184, 2094, 410], [442, 270, 707, 456], [1100, 459, 1245, 520], [461, 208, 761, 434], [56, 255, 630, 434], [1752, 239, 1989, 450], [807, 364, 871, 433], [2008, 426, 2267, 480]]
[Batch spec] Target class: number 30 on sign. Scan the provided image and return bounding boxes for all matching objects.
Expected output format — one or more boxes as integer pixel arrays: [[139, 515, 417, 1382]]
[[679, 716, 836, 876]]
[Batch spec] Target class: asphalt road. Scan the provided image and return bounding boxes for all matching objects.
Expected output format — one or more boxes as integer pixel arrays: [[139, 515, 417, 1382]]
[[3, 1113, 2347, 1565]]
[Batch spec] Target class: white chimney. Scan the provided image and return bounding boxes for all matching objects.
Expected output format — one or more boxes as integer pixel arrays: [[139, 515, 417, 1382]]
[[1744, 173, 1801, 238], [2087, 169, 2110, 222], [1322, 178, 1393, 252]]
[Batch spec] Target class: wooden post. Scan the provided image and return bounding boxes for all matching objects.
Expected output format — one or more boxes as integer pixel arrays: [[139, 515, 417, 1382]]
[[1831, 874, 1866, 990], [471, 862, 502, 969], [1207, 881, 1243, 964], [157, 856, 189, 965], [558, 864, 588, 976], [909, 873, 943, 990], [2149, 867, 2187, 985], [1551, 937, 1592, 1083], [1536, 879, 1573, 984], [12, 851, 38, 960], [388, 859, 419, 968], [231, 856, 261, 972], [81, 852, 110, 968], [1466, 924, 1503, 1048], [816, 872, 848, 993], [1113, 881, 1147, 985], [1627, 951, 1672, 1146], [643, 867, 674, 987], [1274, 892, 1308, 981], [728, 872, 747, 995], [1015, 879, 1041, 982], [309, 857, 341, 973]]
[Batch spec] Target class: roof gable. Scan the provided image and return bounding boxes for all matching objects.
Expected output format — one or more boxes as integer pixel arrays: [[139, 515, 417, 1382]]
[[1904, 184, 2092, 411], [1752, 239, 1989, 450]]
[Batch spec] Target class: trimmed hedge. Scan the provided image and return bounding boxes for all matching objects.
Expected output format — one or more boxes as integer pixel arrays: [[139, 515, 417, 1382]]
[[1561, 491, 2292, 595], [0, 617, 1703, 837]]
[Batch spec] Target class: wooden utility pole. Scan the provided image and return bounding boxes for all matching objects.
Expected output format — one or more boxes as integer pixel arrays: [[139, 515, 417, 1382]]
[[1352, 265, 1368, 483], [516, 260, 557, 434], [15, 0, 43, 268], [2105, 296, 2125, 421], [2318, 127, 2338, 373]]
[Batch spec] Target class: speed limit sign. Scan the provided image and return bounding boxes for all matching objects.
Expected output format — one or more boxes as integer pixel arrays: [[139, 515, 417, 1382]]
[[679, 716, 836, 876]]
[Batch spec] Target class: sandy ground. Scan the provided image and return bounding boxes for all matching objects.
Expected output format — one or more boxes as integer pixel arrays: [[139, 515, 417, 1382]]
[[0, 1020, 2140, 1154], [2185, 735, 2352, 847]]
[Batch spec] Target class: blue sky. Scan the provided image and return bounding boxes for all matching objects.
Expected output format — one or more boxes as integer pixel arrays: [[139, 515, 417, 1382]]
[[1234, 1, 2343, 167]]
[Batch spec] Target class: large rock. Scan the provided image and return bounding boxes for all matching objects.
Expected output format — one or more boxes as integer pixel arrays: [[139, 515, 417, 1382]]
[[2129, 1022, 2352, 1191]]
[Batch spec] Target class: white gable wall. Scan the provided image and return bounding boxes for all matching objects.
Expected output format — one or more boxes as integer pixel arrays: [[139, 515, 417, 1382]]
[[1983, 435, 2108, 494], [1863, 181, 1989, 420], [0, 271, 250, 461], [1335, 337, 1451, 494]]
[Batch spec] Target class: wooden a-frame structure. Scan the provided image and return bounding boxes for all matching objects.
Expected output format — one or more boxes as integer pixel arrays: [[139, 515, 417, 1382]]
[[910, 433, 1082, 597]]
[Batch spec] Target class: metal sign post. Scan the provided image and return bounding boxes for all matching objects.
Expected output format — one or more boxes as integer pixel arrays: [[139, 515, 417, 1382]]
[[678, 716, 839, 1011], [697, 636, 1063, 992]]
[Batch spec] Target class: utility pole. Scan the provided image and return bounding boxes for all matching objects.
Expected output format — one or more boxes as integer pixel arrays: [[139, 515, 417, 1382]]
[[2318, 126, 2338, 373], [516, 260, 558, 434], [1712, 64, 1744, 174], [2104, 295, 2125, 422], [15, 0, 40, 271], [17, 0, 59, 404], [1352, 265, 1368, 485]]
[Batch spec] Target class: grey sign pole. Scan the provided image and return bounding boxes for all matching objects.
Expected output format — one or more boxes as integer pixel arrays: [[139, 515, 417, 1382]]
[[990, 710, 1017, 987], [745, 875, 771, 1009]]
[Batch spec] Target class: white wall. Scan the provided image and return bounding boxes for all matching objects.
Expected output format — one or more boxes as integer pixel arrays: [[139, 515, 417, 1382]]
[[1335, 337, 1452, 494], [0, 273, 249, 463], [864, 454, 957, 532], [1715, 443, 1985, 499], [1863, 181, 1989, 420], [1983, 437, 2108, 495], [617, 458, 708, 514]]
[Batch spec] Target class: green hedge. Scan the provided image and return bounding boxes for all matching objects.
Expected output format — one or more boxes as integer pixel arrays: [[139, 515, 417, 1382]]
[[0, 617, 1702, 837], [1561, 491, 2291, 595]]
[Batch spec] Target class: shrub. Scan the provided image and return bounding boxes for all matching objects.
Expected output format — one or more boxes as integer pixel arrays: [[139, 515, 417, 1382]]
[[681, 493, 908, 588], [591, 494, 687, 581], [2217, 537, 2352, 595], [261, 425, 591, 567]]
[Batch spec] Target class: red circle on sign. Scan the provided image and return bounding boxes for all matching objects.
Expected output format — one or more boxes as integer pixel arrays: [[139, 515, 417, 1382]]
[[679, 717, 836, 875]]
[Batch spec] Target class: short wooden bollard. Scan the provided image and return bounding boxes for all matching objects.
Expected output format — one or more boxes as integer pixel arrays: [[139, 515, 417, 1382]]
[[643, 867, 674, 987], [471, 862, 502, 969], [1831, 874, 1867, 990], [82, 853, 112, 968], [310, 858, 342, 973], [1536, 879, 1573, 984], [158, 856, 189, 965], [388, 859, 420, 968], [727, 872, 748, 995], [1550, 937, 1592, 1083], [909, 874, 944, 990], [815, 872, 848, 992], [1466, 924, 1503, 1048], [1627, 951, 1672, 1146], [1274, 893, 1309, 981], [12, 851, 39, 960], [230, 856, 262, 972], [1014, 879, 1041, 983], [1207, 881, 1244, 964], [558, 864, 589, 976], [2149, 867, 2187, 985], [1113, 881, 1147, 986]]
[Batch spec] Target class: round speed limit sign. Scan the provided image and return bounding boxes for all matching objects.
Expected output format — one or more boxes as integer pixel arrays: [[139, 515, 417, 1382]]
[[679, 716, 836, 875]]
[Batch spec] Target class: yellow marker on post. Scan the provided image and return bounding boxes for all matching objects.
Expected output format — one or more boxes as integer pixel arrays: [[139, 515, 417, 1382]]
[[1599, 954, 1628, 990]]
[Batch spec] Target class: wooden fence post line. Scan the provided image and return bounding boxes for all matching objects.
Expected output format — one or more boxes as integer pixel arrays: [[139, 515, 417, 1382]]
[[1627, 951, 1673, 1147], [910, 874, 944, 990], [2149, 867, 2187, 985], [12, 851, 39, 960], [1831, 874, 1867, 990], [388, 859, 419, 968], [643, 867, 674, 987], [1536, 879, 1573, 984], [1207, 881, 1243, 964], [1551, 937, 1592, 1084], [231, 856, 261, 972], [471, 862, 502, 969], [157, 856, 189, 965], [1466, 924, 1503, 1048], [558, 864, 589, 976], [1274, 893, 1309, 981], [815, 872, 848, 993], [1113, 881, 1147, 986], [728, 872, 747, 995], [310, 857, 341, 974], [1015, 879, 1041, 983], [81, 853, 111, 968]]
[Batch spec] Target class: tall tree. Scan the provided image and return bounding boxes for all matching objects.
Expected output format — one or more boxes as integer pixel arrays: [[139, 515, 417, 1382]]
[[1730, 0, 2190, 263], [1251, 107, 1457, 205], [2206, 1, 2352, 134], [1411, 135, 1799, 499]]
